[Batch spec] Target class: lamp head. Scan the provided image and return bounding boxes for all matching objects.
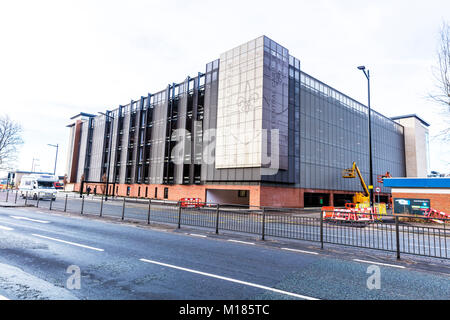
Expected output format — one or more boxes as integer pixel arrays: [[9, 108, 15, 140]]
[[357, 66, 366, 71]]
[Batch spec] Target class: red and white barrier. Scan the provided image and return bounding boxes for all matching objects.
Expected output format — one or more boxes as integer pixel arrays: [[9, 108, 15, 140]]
[[423, 208, 449, 223], [322, 206, 375, 222], [180, 198, 204, 208]]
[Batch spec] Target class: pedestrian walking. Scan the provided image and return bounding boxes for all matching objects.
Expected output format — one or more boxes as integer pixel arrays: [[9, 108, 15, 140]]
[[86, 186, 91, 196]]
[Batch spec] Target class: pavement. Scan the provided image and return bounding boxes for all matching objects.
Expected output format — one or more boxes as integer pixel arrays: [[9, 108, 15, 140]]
[[0, 204, 449, 300]]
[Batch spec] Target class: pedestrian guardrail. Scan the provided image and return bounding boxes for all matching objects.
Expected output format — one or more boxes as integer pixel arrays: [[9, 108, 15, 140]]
[[1, 190, 448, 260]]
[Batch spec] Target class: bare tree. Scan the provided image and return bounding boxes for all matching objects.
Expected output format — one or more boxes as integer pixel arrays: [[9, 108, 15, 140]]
[[429, 22, 450, 140], [0, 115, 23, 170]]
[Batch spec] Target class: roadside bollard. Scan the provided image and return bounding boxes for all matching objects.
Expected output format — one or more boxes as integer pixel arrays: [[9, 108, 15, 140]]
[[147, 199, 151, 224], [121, 198, 126, 220], [25, 191, 28, 206], [36, 193, 40, 208], [14, 190, 18, 204], [5, 189, 9, 202], [81, 195, 84, 215]]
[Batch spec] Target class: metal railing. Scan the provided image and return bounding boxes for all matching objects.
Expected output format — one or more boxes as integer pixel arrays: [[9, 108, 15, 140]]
[[1, 189, 449, 260]]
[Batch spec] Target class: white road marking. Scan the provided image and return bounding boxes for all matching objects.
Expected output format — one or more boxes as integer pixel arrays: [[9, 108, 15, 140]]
[[31, 234, 104, 252], [0, 225, 14, 231], [281, 248, 319, 255], [227, 239, 255, 245], [189, 233, 207, 238], [140, 258, 319, 300], [0, 294, 10, 300], [353, 259, 405, 269], [10, 216, 50, 224]]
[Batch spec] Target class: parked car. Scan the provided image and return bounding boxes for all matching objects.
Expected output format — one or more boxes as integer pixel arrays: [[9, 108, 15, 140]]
[[54, 182, 64, 190]]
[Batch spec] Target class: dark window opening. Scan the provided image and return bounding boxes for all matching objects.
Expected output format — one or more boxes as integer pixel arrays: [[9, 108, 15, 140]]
[[238, 190, 248, 198], [304, 193, 330, 207], [164, 187, 168, 199]]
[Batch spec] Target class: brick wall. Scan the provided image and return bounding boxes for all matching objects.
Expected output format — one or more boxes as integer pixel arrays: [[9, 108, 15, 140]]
[[259, 186, 303, 207], [68, 182, 373, 208], [71, 182, 261, 206]]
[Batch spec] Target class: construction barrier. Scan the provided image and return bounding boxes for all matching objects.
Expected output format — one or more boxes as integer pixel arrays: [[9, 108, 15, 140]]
[[322, 206, 375, 223], [423, 208, 450, 224], [179, 198, 204, 208]]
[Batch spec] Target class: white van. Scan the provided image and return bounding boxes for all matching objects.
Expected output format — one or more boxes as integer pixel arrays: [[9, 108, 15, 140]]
[[19, 174, 58, 200]]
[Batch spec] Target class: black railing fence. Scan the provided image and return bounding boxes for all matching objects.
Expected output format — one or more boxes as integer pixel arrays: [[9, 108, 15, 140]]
[[1, 189, 449, 260]]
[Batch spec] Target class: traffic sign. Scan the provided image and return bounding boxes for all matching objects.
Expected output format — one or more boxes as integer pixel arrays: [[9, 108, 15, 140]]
[[375, 187, 381, 193]]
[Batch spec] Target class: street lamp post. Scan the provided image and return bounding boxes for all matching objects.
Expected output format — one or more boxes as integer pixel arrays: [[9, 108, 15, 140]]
[[99, 111, 114, 201], [47, 144, 59, 176], [357, 66, 374, 208], [31, 158, 40, 172]]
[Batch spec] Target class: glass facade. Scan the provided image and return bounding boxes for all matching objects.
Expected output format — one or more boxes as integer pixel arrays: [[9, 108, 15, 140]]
[[69, 35, 406, 195], [299, 72, 405, 192]]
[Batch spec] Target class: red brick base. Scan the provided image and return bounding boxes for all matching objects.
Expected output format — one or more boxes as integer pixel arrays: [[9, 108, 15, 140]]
[[68, 182, 378, 208], [71, 183, 262, 206]]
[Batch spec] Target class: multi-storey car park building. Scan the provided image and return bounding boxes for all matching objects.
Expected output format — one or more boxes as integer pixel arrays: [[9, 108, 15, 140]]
[[65, 36, 428, 208]]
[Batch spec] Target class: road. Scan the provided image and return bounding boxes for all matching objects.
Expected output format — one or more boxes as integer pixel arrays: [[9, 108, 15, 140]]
[[0, 205, 449, 300]]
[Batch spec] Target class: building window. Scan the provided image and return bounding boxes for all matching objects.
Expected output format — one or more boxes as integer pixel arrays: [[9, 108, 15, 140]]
[[155, 187, 158, 198], [127, 186, 131, 196], [164, 187, 168, 199], [145, 187, 148, 198], [238, 190, 248, 198]]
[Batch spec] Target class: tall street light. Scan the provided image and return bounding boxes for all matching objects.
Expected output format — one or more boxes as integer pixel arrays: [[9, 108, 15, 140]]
[[31, 157, 40, 172], [357, 66, 374, 208], [48, 144, 59, 176], [99, 111, 114, 201]]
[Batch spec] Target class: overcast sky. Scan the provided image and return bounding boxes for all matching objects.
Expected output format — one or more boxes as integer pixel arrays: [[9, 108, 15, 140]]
[[0, 0, 449, 177]]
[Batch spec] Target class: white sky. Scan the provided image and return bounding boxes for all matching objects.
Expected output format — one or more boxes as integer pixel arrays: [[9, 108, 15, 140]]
[[0, 0, 449, 177]]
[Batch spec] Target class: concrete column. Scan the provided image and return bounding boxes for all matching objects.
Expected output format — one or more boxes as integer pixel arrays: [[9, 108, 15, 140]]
[[329, 192, 334, 206]]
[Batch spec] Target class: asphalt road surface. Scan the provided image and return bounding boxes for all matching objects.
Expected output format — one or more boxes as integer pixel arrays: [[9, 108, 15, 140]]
[[0, 205, 449, 300]]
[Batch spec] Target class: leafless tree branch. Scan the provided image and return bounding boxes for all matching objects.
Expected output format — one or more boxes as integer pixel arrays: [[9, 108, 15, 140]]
[[429, 21, 450, 141], [0, 115, 23, 170]]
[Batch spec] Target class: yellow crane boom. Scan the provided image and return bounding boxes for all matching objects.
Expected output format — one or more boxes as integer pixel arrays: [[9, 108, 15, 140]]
[[342, 162, 370, 204]]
